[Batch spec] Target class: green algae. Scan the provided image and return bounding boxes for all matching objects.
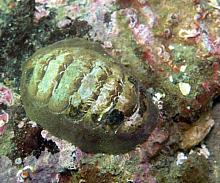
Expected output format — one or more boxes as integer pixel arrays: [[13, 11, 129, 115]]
[[115, 10, 154, 85], [80, 153, 139, 182], [0, 0, 91, 87], [171, 44, 197, 63], [0, 127, 14, 157], [0, 0, 15, 14], [155, 153, 209, 183], [150, 0, 197, 38], [171, 44, 216, 95]]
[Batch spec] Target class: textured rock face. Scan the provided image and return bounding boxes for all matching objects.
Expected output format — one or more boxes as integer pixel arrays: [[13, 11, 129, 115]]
[[21, 38, 158, 154]]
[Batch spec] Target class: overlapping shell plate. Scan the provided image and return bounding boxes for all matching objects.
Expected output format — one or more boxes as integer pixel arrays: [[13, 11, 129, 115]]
[[21, 38, 158, 154]]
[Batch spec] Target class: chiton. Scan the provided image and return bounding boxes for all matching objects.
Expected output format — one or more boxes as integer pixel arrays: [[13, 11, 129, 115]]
[[21, 38, 158, 154]]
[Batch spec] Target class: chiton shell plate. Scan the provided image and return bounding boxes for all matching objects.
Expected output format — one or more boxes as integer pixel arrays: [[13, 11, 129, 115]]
[[21, 38, 158, 154]]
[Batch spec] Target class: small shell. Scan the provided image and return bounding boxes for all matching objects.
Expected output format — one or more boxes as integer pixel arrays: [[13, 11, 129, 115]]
[[178, 29, 200, 39], [179, 82, 191, 96], [21, 38, 158, 154]]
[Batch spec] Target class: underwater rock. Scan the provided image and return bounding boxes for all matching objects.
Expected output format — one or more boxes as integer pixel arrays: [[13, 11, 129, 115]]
[[21, 38, 159, 154], [178, 153, 209, 183], [155, 152, 209, 183], [180, 112, 214, 150], [0, 156, 17, 183], [0, 84, 13, 135], [206, 102, 220, 182]]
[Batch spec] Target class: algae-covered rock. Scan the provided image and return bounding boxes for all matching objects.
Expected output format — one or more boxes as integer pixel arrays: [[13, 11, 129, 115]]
[[180, 112, 215, 150], [0, 129, 14, 157], [156, 153, 209, 183], [207, 102, 220, 183], [179, 153, 209, 183], [0, 156, 17, 183]]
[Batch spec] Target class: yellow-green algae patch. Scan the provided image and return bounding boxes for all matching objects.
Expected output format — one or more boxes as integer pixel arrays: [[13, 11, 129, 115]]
[[0, 127, 14, 157]]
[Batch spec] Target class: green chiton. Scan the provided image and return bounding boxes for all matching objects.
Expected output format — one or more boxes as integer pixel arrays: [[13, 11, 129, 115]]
[[21, 38, 158, 154]]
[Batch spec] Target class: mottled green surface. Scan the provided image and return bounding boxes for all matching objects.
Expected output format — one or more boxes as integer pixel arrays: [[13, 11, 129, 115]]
[[155, 153, 209, 183], [21, 38, 158, 154], [0, 126, 14, 156]]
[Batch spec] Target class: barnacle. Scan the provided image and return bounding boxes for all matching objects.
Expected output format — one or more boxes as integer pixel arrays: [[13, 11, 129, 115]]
[[21, 38, 158, 154]]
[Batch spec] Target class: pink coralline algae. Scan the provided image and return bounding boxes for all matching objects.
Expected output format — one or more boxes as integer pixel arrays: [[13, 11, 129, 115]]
[[0, 85, 13, 106], [0, 85, 13, 135], [34, 6, 50, 23], [121, 2, 158, 67], [41, 130, 83, 169], [20, 144, 82, 182], [0, 112, 9, 135], [34, 0, 67, 23], [134, 163, 157, 183], [140, 122, 169, 158], [131, 118, 168, 183], [174, 2, 220, 59]]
